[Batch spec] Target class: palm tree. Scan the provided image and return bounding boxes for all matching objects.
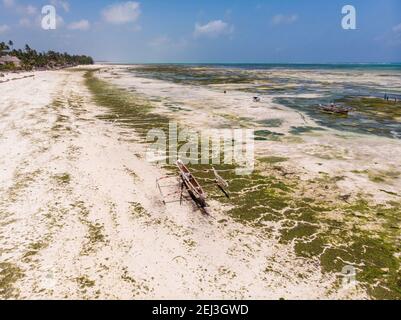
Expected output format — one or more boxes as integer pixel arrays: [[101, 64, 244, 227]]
[[2, 40, 94, 70], [0, 42, 10, 57]]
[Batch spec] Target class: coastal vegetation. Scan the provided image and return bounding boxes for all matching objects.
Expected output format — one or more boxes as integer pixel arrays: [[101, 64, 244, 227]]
[[0, 40, 93, 72]]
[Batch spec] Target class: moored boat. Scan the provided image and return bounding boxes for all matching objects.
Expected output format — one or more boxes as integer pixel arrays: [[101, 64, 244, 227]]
[[319, 104, 352, 115]]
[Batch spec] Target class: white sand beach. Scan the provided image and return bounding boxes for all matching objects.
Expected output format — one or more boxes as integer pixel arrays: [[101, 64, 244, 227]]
[[1, 65, 400, 300]]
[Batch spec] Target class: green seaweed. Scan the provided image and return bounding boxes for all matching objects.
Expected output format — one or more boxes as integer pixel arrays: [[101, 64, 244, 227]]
[[254, 130, 284, 141], [130, 65, 254, 85], [0, 262, 24, 299], [257, 118, 284, 128], [83, 68, 401, 299], [289, 126, 326, 135], [130, 202, 150, 218], [338, 97, 401, 122], [259, 156, 289, 165], [53, 173, 71, 185], [76, 276, 95, 289]]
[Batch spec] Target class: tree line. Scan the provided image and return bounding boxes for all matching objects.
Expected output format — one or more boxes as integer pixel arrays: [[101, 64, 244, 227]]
[[0, 40, 94, 71]]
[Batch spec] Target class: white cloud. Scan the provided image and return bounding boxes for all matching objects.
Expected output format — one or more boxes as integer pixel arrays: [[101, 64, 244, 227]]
[[17, 4, 37, 16], [19, 18, 31, 27], [374, 23, 401, 47], [387, 23, 401, 46], [50, 0, 70, 12], [148, 35, 189, 52], [148, 36, 171, 47], [26, 5, 36, 15], [56, 15, 65, 28], [2, 0, 14, 8], [393, 23, 401, 33], [2, 0, 38, 16], [0, 24, 10, 34], [68, 19, 90, 31], [102, 1, 141, 25], [132, 25, 142, 32], [194, 20, 234, 38], [271, 14, 298, 25]]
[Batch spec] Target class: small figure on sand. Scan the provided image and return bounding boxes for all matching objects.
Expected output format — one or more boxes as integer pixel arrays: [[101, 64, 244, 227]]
[[253, 97, 261, 102]]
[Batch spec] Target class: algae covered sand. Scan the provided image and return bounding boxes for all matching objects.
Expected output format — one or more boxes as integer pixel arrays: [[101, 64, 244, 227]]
[[192, 161, 401, 299], [1, 65, 400, 300], [87, 66, 401, 299], [339, 97, 401, 122]]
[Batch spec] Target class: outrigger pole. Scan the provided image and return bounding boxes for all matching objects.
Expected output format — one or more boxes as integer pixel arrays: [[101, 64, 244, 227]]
[[212, 167, 230, 199]]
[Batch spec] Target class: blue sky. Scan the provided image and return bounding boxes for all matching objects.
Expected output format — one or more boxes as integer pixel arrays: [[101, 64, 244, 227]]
[[1, 0, 401, 63]]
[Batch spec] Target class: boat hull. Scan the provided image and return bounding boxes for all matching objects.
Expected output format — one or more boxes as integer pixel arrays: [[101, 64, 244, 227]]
[[176, 160, 207, 208]]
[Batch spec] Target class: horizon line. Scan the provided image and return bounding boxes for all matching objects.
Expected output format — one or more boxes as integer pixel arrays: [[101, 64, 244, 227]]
[[95, 61, 401, 65]]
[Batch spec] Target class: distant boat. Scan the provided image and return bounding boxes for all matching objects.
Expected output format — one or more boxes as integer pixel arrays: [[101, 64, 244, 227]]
[[319, 104, 352, 115]]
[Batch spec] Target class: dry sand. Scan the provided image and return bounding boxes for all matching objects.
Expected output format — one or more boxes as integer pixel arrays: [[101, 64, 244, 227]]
[[0, 66, 382, 299]]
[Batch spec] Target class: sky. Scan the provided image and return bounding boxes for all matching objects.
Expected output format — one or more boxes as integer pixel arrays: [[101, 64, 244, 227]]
[[0, 0, 401, 63]]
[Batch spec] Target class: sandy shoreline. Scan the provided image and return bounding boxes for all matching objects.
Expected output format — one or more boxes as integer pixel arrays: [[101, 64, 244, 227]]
[[2, 65, 400, 299]]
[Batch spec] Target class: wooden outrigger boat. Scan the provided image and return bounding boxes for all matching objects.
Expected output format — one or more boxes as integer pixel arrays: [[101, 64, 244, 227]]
[[176, 160, 208, 208], [156, 160, 230, 213], [319, 104, 352, 115]]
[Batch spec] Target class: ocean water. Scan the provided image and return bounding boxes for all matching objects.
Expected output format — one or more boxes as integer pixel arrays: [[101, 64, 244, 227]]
[[175, 63, 401, 71], [129, 63, 401, 139]]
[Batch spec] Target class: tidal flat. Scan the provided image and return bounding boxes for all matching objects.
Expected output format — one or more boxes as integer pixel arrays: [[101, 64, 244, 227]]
[[1, 65, 400, 299], [87, 64, 401, 299]]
